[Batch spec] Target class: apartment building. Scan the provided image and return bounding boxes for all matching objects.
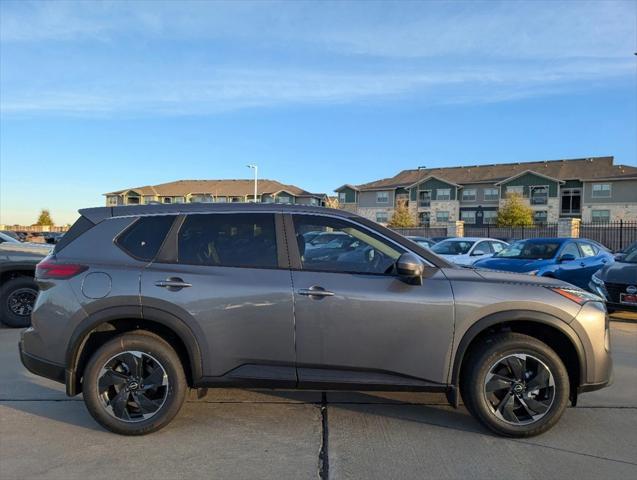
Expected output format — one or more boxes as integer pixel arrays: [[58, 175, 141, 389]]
[[105, 179, 327, 206], [335, 157, 637, 226]]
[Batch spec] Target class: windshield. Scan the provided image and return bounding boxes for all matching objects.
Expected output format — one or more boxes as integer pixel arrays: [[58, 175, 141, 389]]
[[622, 249, 637, 264], [494, 240, 561, 260], [432, 240, 475, 255]]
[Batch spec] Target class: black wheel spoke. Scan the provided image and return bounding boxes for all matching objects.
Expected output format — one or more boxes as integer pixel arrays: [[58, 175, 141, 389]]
[[143, 366, 165, 389], [132, 392, 161, 414], [485, 374, 513, 392], [497, 392, 518, 423], [111, 388, 131, 420], [527, 368, 550, 390], [99, 370, 129, 390], [505, 356, 526, 381], [119, 352, 143, 378], [523, 396, 550, 414]]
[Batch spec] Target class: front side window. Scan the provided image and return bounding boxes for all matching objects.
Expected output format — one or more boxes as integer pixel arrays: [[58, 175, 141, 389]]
[[436, 188, 451, 201], [591, 210, 610, 223], [293, 215, 403, 275], [578, 242, 598, 257], [178, 213, 278, 268], [592, 183, 611, 198], [561, 242, 581, 259], [432, 240, 475, 255], [376, 191, 389, 203], [495, 240, 561, 260], [462, 189, 476, 202], [117, 215, 176, 261], [484, 188, 499, 201]]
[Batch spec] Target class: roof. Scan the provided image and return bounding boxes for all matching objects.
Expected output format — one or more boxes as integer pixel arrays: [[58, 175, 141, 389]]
[[353, 156, 637, 191], [104, 179, 323, 198], [79, 202, 355, 224]]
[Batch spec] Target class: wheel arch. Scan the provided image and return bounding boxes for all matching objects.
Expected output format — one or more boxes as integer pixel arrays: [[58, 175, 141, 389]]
[[65, 306, 203, 395], [450, 310, 586, 407]]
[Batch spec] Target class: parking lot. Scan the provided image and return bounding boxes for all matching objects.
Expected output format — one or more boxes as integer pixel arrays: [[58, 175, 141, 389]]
[[0, 319, 635, 480]]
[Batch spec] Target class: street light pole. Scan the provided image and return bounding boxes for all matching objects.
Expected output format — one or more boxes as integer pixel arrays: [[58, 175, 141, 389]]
[[247, 164, 258, 202]]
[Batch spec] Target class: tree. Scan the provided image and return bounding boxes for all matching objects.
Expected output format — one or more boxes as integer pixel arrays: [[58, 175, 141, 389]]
[[35, 209, 54, 226], [325, 196, 340, 209], [388, 200, 417, 228], [497, 193, 533, 226]]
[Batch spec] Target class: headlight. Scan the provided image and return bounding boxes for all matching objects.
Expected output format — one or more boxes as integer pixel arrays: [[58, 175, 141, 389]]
[[549, 287, 602, 305], [591, 273, 604, 286]]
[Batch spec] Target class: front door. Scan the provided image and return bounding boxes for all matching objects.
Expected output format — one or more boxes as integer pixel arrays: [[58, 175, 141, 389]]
[[287, 214, 455, 387], [140, 212, 296, 383]]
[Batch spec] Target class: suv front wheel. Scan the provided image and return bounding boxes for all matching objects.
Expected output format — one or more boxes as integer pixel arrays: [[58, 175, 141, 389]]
[[83, 332, 187, 435], [461, 332, 569, 437]]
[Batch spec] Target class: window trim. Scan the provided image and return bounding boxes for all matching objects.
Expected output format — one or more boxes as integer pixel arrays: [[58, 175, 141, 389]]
[[284, 212, 435, 274], [483, 188, 499, 201], [436, 188, 451, 201], [114, 214, 179, 263], [461, 189, 477, 202], [376, 191, 390, 204], [591, 209, 611, 223], [591, 183, 612, 199]]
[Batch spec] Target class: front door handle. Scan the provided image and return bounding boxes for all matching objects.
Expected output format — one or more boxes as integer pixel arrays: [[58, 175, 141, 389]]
[[154, 278, 192, 291], [298, 286, 334, 298]]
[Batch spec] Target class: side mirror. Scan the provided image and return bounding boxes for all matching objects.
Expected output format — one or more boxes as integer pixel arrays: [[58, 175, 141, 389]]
[[559, 253, 576, 263], [396, 252, 424, 284], [471, 249, 488, 256]]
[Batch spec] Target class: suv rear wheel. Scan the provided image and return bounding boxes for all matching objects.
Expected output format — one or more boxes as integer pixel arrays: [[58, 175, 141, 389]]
[[461, 332, 569, 437], [0, 276, 38, 328], [83, 332, 187, 435]]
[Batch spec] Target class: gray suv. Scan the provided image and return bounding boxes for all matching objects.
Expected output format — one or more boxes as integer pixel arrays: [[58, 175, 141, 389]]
[[20, 204, 612, 436]]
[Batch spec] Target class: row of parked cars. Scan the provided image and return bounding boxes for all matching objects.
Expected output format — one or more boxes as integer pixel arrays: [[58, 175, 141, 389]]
[[408, 235, 636, 313]]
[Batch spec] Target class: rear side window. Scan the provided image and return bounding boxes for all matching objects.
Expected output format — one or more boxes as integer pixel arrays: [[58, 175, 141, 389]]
[[178, 213, 277, 268], [116, 215, 175, 261], [578, 242, 598, 257]]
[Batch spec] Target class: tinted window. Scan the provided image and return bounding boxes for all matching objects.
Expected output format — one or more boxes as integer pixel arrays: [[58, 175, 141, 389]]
[[578, 242, 598, 257], [54, 215, 94, 253], [432, 240, 475, 255], [472, 242, 491, 254], [293, 215, 403, 274], [178, 213, 277, 268], [490, 241, 506, 253], [116, 215, 176, 261], [561, 242, 581, 259], [495, 240, 560, 260]]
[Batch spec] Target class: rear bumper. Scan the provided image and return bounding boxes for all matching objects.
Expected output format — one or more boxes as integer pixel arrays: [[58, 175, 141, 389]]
[[19, 337, 65, 385]]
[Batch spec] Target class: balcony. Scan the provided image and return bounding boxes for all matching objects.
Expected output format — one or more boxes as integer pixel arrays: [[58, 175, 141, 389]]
[[419, 200, 430, 208]]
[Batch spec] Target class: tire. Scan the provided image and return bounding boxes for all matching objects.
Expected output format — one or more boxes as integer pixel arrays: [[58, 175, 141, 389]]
[[460, 332, 569, 437], [0, 276, 38, 328], [83, 332, 187, 435]]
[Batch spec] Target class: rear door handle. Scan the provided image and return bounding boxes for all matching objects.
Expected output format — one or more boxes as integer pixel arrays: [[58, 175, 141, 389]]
[[154, 278, 192, 290], [298, 286, 334, 298]]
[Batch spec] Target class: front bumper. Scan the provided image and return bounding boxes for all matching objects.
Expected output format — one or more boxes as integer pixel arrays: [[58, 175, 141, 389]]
[[19, 336, 65, 385]]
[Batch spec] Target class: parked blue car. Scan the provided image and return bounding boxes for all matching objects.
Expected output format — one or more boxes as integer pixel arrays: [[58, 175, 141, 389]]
[[473, 238, 614, 291]]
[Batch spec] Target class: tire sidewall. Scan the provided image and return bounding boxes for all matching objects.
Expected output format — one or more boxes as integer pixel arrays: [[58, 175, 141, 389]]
[[468, 337, 569, 437], [83, 334, 187, 435], [0, 276, 38, 328]]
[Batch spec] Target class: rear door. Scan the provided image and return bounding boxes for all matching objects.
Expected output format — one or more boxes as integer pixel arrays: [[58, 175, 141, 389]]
[[140, 212, 296, 384], [287, 213, 455, 387], [577, 241, 610, 287], [554, 241, 583, 286]]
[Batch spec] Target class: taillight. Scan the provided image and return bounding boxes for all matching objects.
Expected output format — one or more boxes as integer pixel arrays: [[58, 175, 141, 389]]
[[36, 259, 88, 279]]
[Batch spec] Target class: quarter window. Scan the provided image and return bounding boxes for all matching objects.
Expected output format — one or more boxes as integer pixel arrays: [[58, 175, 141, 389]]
[[116, 215, 176, 261], [178, 213, 278, 268], [592, 184, 611, 198], [462, 189, 476, 202], [293, 215, 403, 275], [436, 188, 451, 201]]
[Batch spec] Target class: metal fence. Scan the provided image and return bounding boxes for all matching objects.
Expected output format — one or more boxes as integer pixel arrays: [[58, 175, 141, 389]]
[[464, 223, 559, 241], [391, 227, 448, 238], [580, 220, 637, 252]]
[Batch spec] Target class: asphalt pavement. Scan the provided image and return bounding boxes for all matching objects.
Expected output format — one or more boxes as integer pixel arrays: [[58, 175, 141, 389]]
[[0, 321, 635, 480]]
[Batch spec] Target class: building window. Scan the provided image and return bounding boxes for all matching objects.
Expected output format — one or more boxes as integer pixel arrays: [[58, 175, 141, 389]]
[[530, 186, 548, 205], [462, 189, 476, 202], [142, 196, 155, 204], [419, 212, 430, 227], [436, 211, 449, 223], [561, 188, 581, 214], [592, 183, 611, 198], [376, 211, 388, 224], [376, 191, 389, 203], [162, 197, 172, 204], [277, 196, 291, 204], [591, 210, 610, 223], [106, 196, 118, 206], [418, 190, 431, 207], [506, 186, 524, 196], [484, 188, 499, 201], [437, 188, 451, 201], [127, 196, 141, 205], [215, 197, 227, 203], [338, 192, 347, 203], [174, 197, 185, 204], [483, 211, 498, 224], [460, 210, 476, 224], [533, 211, 548, 224]]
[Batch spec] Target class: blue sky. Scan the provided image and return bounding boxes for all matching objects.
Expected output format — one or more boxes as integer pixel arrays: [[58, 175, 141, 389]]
[[1, 0, 635, 225]]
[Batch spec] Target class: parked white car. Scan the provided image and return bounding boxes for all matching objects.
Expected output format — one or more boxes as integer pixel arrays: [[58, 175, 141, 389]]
[[430, 237, 509, 266]]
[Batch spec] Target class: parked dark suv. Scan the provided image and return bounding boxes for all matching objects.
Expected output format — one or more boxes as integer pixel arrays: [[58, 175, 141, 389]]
[[20, 204, 612, 436]]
